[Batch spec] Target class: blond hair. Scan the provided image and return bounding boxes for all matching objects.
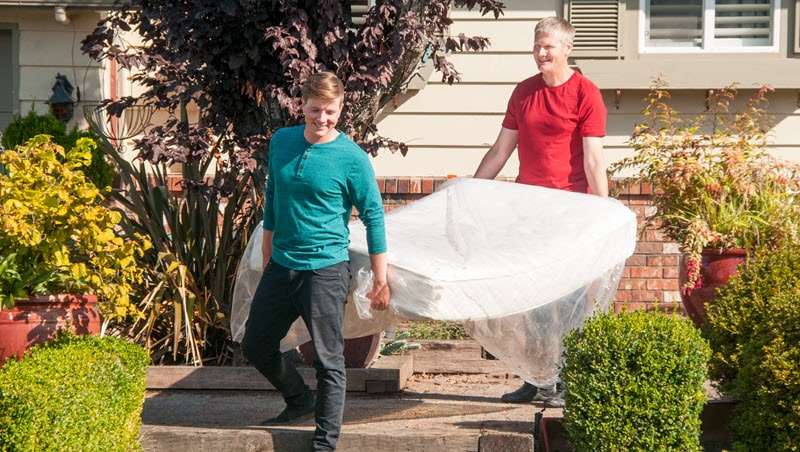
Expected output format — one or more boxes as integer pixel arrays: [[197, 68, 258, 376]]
[[301, 71, 345, 103], [534, 17, 576, 45]]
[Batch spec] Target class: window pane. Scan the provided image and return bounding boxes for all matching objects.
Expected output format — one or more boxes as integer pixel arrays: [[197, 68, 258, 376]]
[[714, 0, 772, 47], [647, 0, 703, 47]]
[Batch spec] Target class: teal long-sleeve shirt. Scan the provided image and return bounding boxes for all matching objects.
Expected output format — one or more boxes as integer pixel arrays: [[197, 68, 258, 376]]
[[263, 125, 386, 270]]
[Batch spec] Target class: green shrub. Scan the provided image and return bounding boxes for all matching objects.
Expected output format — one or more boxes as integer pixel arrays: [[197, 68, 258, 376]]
[[1, 110, 114, 189], [562, 312, 710, 452], [0, 334, 149, 451], [403, 320, 467, 340], [706, 248, 800, 451]]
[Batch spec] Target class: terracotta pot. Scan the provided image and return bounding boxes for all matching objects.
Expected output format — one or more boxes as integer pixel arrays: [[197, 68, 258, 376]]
[[0, 294, 101, 365], [299, 333, 381, 369], [680, 248, 747, 327]]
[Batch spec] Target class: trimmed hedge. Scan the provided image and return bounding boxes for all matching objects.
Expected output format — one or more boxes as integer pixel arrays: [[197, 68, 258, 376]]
[[706, 248, 800, 451], [0, 334, 149, 451], [562, 312, 710, 452]]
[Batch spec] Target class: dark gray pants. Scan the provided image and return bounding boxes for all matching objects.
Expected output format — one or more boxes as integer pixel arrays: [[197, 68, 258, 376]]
[[242, 260, 350, 451]]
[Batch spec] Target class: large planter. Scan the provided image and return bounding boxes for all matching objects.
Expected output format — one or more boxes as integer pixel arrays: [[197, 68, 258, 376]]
[[680, 248, 747, 327], [0, 294, 101, 365], [299, 333, 382, 368]]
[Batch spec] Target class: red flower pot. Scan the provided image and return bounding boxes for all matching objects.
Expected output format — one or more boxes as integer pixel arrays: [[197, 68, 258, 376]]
[[299, 333, 382, 369], [680, 248, 747, 327], [0, 294, 101, 365]]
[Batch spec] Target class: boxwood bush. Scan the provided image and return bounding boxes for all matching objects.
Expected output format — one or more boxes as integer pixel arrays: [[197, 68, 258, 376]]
[[0, 334, 149, 451], [706, 247, 800, 451], [562, 312, 710, 452]]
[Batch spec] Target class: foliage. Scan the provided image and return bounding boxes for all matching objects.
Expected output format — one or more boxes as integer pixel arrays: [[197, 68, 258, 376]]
[[610, 81, 800, 292], [380, 330, 420, 355], [403, 320, 467, 340], [0, 333, 149, 451], [79, 1, 504, 364], [0, 135, 148, 318], [2, 110, 115, 189], [706, 247, 800, 451], [562, 312, 710, 452]]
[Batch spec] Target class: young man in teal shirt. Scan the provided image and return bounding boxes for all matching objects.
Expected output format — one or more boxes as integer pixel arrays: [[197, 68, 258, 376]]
[[242, 72, 390, 452]]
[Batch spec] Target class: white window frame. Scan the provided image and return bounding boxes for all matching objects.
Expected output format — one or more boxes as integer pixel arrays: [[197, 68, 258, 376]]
[[639, 0, 781, 53]]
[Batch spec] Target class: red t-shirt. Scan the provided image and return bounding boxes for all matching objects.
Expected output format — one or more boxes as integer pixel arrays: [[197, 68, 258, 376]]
[[502, 71, 607, 193]]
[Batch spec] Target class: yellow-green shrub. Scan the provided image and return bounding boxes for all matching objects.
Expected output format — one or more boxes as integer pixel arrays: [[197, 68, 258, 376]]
[[0, 135, 149, 318], [562, 312, 710, 452], [0, 334, 149, 451]]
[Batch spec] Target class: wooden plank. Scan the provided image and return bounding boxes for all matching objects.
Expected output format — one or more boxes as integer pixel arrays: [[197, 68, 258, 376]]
[[146, 355, 413, 393]]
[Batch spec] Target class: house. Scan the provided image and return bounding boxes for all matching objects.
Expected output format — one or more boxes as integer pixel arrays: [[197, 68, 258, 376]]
[[2, 0, 798, 307]]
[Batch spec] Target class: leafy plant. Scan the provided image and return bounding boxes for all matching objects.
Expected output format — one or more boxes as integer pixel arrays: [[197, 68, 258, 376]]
[[562, 312, 710, 452], [79, 1, 504, 364], [706, 247, 800, 451], [380, 330, 421, 355], [0, 135, 148, 319], [2, 109, 115, 189], [403, 320, 468, 340], [610, 81, 800, 292], [0, 333, 149, 451]]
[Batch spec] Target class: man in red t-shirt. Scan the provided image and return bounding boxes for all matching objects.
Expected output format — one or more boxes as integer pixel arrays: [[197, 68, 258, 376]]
[[473, 17, 609, 406]]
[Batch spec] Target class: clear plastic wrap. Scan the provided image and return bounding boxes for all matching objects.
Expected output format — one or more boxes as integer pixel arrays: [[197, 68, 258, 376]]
[[231, 178, 636, 383]]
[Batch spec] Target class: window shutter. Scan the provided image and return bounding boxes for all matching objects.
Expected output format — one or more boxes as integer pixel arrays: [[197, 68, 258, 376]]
[[349, 0, 374, 26], [566, 0, 625, 57], [714, 0, 773, 46], [647, 0, 703, 46]]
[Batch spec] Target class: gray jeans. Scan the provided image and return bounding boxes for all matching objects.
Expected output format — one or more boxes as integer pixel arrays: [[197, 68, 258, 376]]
[[242, 260, 350, 451]]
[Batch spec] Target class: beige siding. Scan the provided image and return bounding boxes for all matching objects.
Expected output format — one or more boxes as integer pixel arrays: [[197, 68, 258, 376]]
[[372, 0, 553, 177], [372, 0, 800, 177], [0, 7, 105, 131]]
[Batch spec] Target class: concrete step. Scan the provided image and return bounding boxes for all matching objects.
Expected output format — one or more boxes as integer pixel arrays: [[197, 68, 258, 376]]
[[141, 389, 541, 452]]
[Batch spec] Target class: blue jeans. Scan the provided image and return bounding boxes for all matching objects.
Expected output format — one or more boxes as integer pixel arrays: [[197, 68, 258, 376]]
[[242, 260, 350, 451]]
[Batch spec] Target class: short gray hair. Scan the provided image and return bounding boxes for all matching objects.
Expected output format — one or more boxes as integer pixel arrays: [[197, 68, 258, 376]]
[[534, 17, 576, 45]]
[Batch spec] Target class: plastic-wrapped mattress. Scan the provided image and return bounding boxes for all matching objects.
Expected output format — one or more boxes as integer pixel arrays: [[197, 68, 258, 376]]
[[231, 178, 636, 385]]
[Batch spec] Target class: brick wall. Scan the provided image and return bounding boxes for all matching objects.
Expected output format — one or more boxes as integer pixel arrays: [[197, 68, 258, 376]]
[[375, 177, 686, 314]]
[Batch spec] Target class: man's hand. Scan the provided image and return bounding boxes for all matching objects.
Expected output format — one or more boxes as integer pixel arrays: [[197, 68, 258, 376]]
[[367, 277, 390, 311], [368, 252, 390, 310]]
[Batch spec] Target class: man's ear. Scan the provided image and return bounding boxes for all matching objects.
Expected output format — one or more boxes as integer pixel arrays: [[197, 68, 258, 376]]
[[564, 41, 574, 55]]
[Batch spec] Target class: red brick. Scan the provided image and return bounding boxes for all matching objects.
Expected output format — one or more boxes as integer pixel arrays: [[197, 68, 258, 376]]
[[397, 177, 410, 193], [630, 290, 660, 302], [646, 279, 680, 291], [647, 255, 678, 267], [635, 242, 663, 254], [619, 279, 648, 290], [641, 183, 654, 195], [421, 178, 434, 194], [629, 267, 662, 278], [384, 178, 397, 194], [663, 267, 680, 279], [408, 178, 421, 194], [626, 255, 647, 266], [614, 290, 632, 302]]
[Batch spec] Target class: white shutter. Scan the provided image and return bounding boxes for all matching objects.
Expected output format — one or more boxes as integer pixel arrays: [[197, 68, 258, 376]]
[[714, 0, 773, 46], [567, 0, 625, 57]]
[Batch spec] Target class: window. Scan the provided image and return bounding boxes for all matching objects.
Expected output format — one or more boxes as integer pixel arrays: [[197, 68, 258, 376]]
[[640, 0, 780, 52]]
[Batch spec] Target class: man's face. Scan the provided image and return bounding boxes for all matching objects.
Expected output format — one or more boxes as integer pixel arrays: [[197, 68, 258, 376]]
[[533, 32, 572, 74], [302, 96, 343, 139]]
